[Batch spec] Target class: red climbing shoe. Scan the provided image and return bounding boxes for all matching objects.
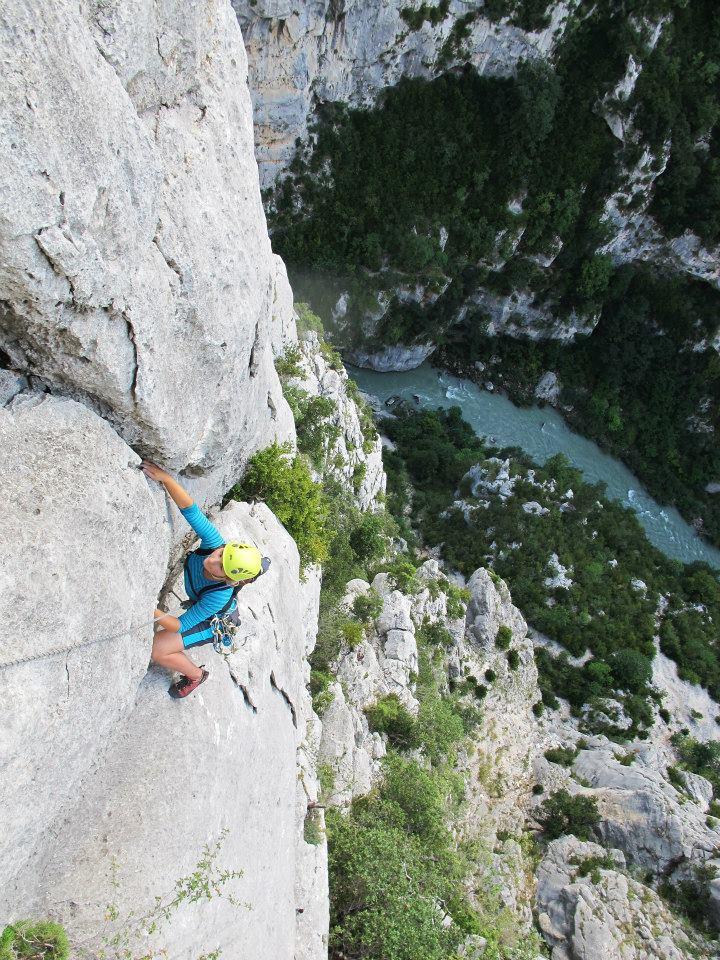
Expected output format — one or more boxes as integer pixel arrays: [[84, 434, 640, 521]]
[[169, 667, 209, 699]]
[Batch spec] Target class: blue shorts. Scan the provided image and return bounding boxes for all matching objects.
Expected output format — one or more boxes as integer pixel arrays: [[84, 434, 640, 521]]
[[181, 620, 215, 649]]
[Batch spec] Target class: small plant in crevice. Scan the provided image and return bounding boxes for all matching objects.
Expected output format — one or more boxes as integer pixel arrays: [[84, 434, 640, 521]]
[[495, 624, 513, 649]]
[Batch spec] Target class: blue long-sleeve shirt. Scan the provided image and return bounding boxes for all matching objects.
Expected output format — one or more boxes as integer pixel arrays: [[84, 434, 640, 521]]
[[178, 504, 235, 635]]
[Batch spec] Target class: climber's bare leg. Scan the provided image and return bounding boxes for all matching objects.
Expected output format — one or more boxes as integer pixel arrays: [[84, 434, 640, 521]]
[[151, 630, 203, 680]]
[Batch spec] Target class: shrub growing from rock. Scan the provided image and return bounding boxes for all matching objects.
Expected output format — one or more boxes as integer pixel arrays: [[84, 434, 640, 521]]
[[352, 589, 383, 624], [538, 789, 600, 841], [544, 746, 578, 768], [366, 694, 419, 750], [0, 921, 69, 960], [231, 442, 330, 569]]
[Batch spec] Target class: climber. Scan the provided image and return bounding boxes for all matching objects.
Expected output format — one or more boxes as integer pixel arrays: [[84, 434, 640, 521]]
[[141, 461, 268, 699]]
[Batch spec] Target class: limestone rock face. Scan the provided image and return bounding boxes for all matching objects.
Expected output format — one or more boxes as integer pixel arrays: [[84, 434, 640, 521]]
[[536, 836, 711, 960], [0, 394, 170, 909], [0, 0, 294, 495], [344, 342, 437, 372], [290, 332, 386, 511], [233, 0, 569, 187], [2, 498, 327, 960], [571, 745, 718, 876]]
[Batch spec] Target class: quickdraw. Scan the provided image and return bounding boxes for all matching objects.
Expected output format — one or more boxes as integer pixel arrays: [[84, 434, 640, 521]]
[[210, 609, 245, 656]]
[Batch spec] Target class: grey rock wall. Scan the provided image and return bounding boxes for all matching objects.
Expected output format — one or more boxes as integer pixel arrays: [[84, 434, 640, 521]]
[[233, 0, 568, 187], [0, 1, 334, 956], [1, 497, 327, 960], [0, 0, 294, 497]]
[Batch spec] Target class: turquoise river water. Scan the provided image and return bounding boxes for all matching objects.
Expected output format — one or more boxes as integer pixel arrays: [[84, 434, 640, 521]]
[[349, 362, 720, 570]]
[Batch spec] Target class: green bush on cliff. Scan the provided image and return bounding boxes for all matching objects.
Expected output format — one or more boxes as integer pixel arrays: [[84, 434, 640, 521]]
[[0, 922, 69, 960], [538, 789, 600, 842], [366, 694, 419, 749], [230, 442, 331, 568]]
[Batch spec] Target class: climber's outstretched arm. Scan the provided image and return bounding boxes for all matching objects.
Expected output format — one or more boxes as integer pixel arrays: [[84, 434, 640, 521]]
[[141, 461, 193, 509]]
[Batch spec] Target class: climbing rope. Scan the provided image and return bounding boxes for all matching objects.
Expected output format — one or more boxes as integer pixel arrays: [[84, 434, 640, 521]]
[[0, 615, 166, 672]]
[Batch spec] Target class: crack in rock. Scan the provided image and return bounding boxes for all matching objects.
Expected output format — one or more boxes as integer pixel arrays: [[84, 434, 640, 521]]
[[121, 311, 139, 404], [270, 671, 297, 728], [248, 314, 262, 378], [153, 234, 183, 284], [226, 662, 257, 713]]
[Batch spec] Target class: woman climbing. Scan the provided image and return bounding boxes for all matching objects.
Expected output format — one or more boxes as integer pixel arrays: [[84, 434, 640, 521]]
[[142, 462, 268, 699]]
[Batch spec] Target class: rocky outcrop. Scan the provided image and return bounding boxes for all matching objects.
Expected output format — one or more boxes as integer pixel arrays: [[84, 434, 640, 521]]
[[233, 0, 569, 187], [320, 560, 542, 928], [291, 332, 386, 510], [536, 836, 711, 960], [345, 341, 436, 372], [0, 0, 294, 501], [0, 1, 333, 955]]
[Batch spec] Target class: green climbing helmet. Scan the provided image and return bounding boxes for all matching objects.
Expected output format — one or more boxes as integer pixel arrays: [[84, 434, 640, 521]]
[[222, 542, 263, 582]]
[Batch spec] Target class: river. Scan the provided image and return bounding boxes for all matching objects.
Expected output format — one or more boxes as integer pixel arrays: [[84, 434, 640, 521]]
[[348, 362, 720, 569]]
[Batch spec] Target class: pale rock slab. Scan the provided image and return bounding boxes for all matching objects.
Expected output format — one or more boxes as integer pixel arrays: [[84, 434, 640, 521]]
[[3, 500, 328, 960], [0, 0, 295, 498], [345, 342, 436, 372], [0, 394, 170, 912], [536, 836, 710, 960]]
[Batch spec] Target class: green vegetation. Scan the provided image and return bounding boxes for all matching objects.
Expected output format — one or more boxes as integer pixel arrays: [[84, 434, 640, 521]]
[[270, 1, 720, 543], [327, 757, 472, 960], [366, 694, 419, 749], [544, 746, 578, 768], [659, 863, 719, 938], [0, 922, 69, 960], [634, 0, 720, 247], [445, 582, 470, 619], [296, 301, 325, 337], [672, 734, 720, 798], [382, 406, 720, 732], [418, 620, 454, 649], [538, 789, 600, 842], [506, 649, 520, 670], [230, 442, 331, 569], [482, 0, 553, 32], [400, 0, 449, 30], [310, 669, 335, 716], [328, 632, 539, 960], [496, 625, 513, 649], [352, 588, 383, 623], [446, 265, 720, 545], [572, 852, 619, 883]]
